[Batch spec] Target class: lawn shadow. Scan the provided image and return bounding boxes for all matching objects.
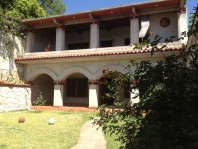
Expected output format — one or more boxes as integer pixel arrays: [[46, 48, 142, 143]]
[[28, 110, 43, 113], [58, 111, 81, 115], [0, 144, 7, 148]]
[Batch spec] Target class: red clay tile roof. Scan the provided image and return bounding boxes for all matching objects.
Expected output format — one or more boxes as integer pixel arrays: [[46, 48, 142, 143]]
[[15, 43, 184, 62]]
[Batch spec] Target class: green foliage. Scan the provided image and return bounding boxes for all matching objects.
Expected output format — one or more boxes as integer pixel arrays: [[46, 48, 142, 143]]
[[5, 0, 47, 19], [188, 6, 197, 30], [101, 71, 131, 105], [0, 0, 47, 37], [32, 92, 46, 106], [38, 0, 66, 15], [94, 7, 198, 149], [0, 6, 22, 37]]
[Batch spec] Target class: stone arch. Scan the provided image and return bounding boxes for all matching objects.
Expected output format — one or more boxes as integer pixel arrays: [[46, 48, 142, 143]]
[[26, 67, 57, 81], [97, 65, 132, 106], [31, 74, 54, 106], [58, 66, 93, 80], [95, 64, 131, 80], [63, 73, 89, 106]]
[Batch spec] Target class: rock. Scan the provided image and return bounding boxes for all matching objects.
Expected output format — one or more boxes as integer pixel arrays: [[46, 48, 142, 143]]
[[48, 117, 55, 125], [18, 117, 25, 123]]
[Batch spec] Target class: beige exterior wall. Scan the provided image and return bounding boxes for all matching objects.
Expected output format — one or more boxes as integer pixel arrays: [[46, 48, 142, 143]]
[[0, 34, 25, 83], [23, 50, 171, 107]]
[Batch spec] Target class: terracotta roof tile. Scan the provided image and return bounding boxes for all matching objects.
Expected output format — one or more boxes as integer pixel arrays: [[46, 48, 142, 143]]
[[15, 43, 184, 62]]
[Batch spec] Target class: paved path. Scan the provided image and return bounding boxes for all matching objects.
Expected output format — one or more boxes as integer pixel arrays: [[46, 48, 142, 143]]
[[71, 120, 106, 149]]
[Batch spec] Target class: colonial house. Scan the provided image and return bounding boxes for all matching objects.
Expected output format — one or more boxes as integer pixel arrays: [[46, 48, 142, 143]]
[[15, 0, 187, 108]]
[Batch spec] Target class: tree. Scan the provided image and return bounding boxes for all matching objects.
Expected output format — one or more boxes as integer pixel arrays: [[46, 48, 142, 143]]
[[94, 6, 198, 149], [5, 0, 47, 19], [0, 0, 47, 37], [38, 0, 66, 15]]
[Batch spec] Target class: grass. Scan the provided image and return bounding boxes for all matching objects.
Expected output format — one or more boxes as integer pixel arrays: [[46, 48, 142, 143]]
[[0, 110, 95, 149], [105, 131, 122, 149]]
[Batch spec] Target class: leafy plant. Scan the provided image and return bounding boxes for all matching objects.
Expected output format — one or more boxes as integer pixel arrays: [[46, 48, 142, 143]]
[[32, 92, 46, 106]]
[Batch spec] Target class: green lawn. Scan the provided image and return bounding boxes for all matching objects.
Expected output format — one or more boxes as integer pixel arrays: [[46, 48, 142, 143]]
[[0, 110, 95, 149], [105, 131, 122, 149]]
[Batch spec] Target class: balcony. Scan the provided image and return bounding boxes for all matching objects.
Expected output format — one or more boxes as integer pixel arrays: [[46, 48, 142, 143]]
[[15, 42, 183, 64]]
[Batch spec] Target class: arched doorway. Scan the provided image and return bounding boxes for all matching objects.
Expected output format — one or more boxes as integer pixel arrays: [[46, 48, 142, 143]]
[[99, 73, 130, 106], [31, 74, 54, 106], [64, 73, 89, 107]]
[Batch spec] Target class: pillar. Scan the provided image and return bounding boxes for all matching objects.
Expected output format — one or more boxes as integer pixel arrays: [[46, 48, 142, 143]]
[[88, 80, 99, 108], [177, 8, 188, 43], [90, 23, 99, 48], [130, 80, 140, 104], [56, 28, 65, 51], [53, 81, 64, 106], [25, 31, 35, 53], [130, 16, 139, 44]]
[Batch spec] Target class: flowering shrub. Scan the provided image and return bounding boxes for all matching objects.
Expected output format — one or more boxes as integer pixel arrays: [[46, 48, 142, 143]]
[[0, 13, 24, 38]]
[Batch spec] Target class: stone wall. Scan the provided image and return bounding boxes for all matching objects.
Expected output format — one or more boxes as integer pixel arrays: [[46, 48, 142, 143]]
[[0, 82, 31, 112], [0, 34, 28, 112]]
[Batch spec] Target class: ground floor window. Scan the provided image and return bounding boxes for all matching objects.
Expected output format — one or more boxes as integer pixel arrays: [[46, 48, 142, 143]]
[[66, 78, 88, 97]]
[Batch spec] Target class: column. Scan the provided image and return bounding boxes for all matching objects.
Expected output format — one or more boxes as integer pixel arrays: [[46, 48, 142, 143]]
[[56, 28, 65, 51], [53, 81, 64, 106], [130, 16, 139, 44], [177, 8, 188, 43], [25, 31, 35, 53], [90, 23, 99, 48], [130, 80, 140, 104], [88, 80, 99, 108]]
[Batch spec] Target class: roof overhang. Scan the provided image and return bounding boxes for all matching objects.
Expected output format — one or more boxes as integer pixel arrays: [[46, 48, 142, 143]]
[[22, 0, 183, 30]]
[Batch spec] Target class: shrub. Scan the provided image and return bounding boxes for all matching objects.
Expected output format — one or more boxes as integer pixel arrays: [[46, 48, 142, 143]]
[[32, 92, 46, 106]]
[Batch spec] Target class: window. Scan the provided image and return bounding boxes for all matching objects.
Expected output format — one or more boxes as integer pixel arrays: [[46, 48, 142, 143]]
[[66, 78, 88, 97], [100, 40, 113, 47], [124, 38, 130, 45], [68, 42, 89, 50]]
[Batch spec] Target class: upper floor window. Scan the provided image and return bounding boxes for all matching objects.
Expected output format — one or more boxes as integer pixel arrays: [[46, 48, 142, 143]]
[[124, 38, 130, 46], [68, 42, 89, 50], [100, 40, 113, 47]]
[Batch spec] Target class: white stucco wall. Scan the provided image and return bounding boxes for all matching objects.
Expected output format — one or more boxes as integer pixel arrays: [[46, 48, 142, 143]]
[[25, 59, 132, 81], [24, 51, 167, 82], [149, 12, 178, 41]]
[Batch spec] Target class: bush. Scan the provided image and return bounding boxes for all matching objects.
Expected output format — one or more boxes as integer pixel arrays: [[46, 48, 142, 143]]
[[94, 8, 198, 148], [32, 92, 46, 106]]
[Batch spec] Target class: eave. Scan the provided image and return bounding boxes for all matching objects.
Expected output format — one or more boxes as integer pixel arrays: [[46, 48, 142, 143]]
[[22, 0, 183, 30]]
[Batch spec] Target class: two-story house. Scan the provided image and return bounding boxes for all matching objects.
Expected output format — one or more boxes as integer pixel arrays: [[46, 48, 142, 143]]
[[15, 0, 187, 108]]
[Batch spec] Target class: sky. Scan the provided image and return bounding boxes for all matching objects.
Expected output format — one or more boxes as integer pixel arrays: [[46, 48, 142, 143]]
[[63, 0, 197, 21]]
